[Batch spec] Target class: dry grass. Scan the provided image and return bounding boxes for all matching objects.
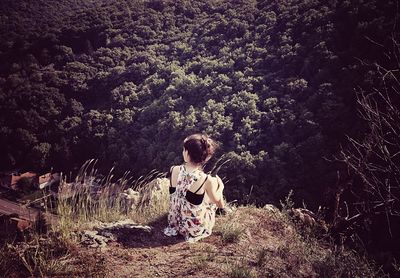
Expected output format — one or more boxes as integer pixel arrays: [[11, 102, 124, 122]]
[[0, 238, 109, 277], [1, 163, 384, 278], [190, 246, 217, 270], [249, 193, 381, 278], [57, 160, 128, 234], [225, 258, 257, 278], [209, 195, 381, 278], [214, 204, 246, 244], [129, 176, 170, 225], [215, 220, 245, 243], [0, 232, 107, 278], [1, 160, 170, 277], [56, 159, 169, 236]]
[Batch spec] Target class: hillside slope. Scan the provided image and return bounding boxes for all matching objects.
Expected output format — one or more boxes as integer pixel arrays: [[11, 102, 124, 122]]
[[65, 206, 374, 278]]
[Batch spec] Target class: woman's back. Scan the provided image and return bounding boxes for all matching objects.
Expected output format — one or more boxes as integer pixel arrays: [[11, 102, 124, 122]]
[[170, 165, 208, 196], [164, 134, 225, 243]]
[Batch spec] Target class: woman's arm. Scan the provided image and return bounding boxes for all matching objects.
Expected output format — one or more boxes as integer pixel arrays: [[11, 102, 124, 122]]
[[205, 176, 225, 208], [215, 175, 224, 191], [167, 165, 178, 187]]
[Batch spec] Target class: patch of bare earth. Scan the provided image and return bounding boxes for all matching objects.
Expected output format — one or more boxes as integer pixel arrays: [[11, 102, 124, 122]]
[[70, 206, 321, 278]]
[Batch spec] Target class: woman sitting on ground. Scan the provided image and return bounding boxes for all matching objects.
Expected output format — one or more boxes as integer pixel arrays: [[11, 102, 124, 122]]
[[164, 133, 226, 243]]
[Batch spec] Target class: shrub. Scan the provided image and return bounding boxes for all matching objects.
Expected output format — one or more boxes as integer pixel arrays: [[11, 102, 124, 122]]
[[215, 220, 245, 243], [226, 259, 256, 278]]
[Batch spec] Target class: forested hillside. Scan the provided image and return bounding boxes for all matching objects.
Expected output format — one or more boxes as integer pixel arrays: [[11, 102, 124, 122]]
[[0, 0, 397, 208]]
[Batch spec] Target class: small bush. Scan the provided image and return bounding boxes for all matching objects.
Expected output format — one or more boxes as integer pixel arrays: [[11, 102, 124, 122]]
[[0, 232, 108, 277], [216, 221, 245, 243], [280, 190, 294, 215], [226, 259, 256, 278], [0, 234, 70, 277]]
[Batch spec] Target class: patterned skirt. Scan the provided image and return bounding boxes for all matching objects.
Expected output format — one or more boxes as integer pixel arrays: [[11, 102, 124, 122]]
[[165, 192, 216, 242]]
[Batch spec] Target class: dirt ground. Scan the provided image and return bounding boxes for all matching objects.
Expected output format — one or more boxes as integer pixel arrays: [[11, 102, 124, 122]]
[[71, 207, 316, 278]]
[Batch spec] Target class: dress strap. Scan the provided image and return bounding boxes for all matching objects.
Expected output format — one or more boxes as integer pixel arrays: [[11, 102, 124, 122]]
[[193, 175, 208, 194], [168, 166, 175, 187]]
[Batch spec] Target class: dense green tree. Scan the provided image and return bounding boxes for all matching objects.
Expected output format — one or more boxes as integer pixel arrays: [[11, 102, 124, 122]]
[[0, 0, 397, 208]]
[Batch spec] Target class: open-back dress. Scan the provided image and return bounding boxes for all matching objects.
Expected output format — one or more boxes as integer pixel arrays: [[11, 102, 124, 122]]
[[164, 165, 216, 242]]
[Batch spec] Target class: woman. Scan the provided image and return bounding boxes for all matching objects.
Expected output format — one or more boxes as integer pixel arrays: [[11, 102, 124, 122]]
[[164, 134, 226, 243]]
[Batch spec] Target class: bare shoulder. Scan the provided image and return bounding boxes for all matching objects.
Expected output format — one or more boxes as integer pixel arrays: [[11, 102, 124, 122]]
[[168, 165, 180, 179], [170, 165, 180, 173], [204, 174, 218, 190]]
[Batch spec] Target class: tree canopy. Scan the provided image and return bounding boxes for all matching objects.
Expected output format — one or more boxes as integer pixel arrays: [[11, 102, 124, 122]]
[[0, 0, 398, 210]]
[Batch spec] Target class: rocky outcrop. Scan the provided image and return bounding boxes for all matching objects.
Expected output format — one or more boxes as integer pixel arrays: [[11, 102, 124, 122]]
[[78, 219, 152, 249]]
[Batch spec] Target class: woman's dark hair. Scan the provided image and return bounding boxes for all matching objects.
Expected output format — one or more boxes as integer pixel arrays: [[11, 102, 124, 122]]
[[183, 134, 218, 164]]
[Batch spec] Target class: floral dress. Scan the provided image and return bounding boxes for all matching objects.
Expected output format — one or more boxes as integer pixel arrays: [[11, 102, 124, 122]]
[[164, 165, 216, 243]]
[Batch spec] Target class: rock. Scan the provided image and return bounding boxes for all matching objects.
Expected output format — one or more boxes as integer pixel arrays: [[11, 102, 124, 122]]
[[121, 188, 140, 200], [291, 208, 317, 226], [79, 219, 152, 248], [290, 208, 328, 232], [119, 178, 170, 213], [264, 204, 279, 213], [120, 188, 141, 211], [96, 219, 152, 231], [98, 231, 116, 241]]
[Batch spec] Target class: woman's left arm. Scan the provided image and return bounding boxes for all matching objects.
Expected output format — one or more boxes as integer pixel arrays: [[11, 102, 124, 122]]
[[204, 177, 224, 208]]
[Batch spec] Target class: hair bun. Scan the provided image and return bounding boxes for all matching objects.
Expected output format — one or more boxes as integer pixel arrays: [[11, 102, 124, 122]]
[[183, 133, 218, 164], [200, 137, 209, 149]]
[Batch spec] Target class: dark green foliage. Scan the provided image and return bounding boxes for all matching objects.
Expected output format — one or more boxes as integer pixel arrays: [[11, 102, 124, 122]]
[[0, 1, 399, 273], [0, 0, 397, 209]]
